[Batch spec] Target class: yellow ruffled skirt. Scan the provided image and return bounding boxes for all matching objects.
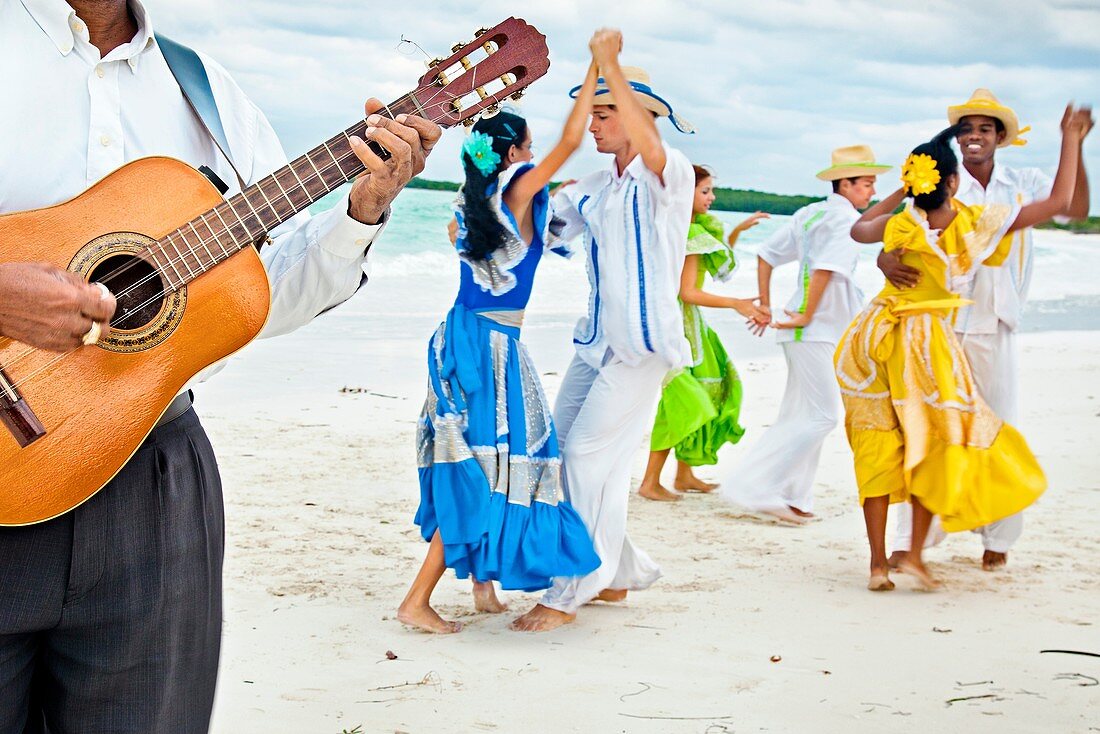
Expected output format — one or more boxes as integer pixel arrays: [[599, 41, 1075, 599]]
[[834, 298, 1045, 532]]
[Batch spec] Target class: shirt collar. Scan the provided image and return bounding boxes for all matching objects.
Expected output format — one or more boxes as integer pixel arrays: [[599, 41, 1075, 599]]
[[825, 192, 856, 210], [21, 0, 157, 69], [958, 161, 1012, 195]]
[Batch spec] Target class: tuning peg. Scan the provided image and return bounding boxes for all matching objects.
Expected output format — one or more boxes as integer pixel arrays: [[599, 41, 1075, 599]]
[[462, 118, 476, 128], [483, 103, 500, 117], [451, 42, 465, 53], [474, 27, 490, 37], [510, 89, 525, 102], [426, 56, 444, 68]]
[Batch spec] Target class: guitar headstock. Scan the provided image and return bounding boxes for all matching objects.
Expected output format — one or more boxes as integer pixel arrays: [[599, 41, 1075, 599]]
[[412, 17, 550, 129]]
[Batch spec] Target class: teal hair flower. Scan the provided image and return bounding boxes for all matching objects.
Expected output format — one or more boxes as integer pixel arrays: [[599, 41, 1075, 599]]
[[462, 131, 501, 176]]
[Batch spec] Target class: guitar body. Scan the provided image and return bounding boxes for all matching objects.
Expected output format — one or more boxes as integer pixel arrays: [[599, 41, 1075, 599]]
[[0, 157, 270, 525]]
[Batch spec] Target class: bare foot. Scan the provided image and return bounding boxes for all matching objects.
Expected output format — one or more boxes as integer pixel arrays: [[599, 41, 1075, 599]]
[[898, 559, 943, 591], [472, 581, 508, 613], [867, 572, 895, 591], [982, 550, 1007, 572], [396, 603, 463, 633], [887, 550, 909, 570], [509, 604, 575, 632], [787, 506, 815, 518], [673, 474, 719, 493], [761, 507, 806, 525], [639, 481, 681, 502], [593, 588, 628, 603]]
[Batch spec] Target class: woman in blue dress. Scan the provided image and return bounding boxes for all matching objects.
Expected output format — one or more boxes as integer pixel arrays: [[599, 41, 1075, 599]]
[[398, 63, 602, 633]]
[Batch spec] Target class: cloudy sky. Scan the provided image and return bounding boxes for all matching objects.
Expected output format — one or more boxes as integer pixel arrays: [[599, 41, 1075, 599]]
[[150, 0, 1100, 205]]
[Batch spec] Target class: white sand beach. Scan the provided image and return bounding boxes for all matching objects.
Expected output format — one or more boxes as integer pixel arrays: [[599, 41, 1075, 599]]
[[195, 233, 1100, 733]]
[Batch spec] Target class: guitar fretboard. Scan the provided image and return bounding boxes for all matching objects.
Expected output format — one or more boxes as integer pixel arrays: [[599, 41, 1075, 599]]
[[149, 96, 424, 289]]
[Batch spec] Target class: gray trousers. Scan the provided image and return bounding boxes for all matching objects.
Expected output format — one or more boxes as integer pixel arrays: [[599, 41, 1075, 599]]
[[0, 408, 223, 734]]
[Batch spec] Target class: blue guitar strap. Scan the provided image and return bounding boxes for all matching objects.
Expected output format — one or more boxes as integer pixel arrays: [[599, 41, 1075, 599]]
[[156, 33, 247, 190]]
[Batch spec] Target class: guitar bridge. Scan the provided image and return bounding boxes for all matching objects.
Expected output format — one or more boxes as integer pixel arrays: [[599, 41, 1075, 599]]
[[0, 366, 45, 447]]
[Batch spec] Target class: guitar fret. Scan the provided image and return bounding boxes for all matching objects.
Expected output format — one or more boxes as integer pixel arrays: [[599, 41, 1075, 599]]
[[162, 234, 189, 282], [286, 162, 311, 204], [252, 182, 281, 223], [304, 153, 325, 186], [238, 193, 268, 235], [147, 247, 179, 290], [408, 95, 428, 118], [188, 221, 215, 264], [211, 207, 237, 255], [173, 233, 199, 277], [227, 200, 258, 242], [321, 141, 345, 179], [201, 213, 230, 258], [179, 230, 207, 274], [270, 173, 297, 210]]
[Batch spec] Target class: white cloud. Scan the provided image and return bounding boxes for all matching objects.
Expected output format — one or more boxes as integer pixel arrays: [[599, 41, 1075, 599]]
[[146, 0, 1100, 205]]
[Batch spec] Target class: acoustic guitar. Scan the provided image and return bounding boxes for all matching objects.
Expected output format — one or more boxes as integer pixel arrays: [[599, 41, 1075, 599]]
[[0, 17, 549, 525]]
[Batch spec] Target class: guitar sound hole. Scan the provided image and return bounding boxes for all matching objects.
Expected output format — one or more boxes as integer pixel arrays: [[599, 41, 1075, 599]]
[[88, 254, 167, 331]]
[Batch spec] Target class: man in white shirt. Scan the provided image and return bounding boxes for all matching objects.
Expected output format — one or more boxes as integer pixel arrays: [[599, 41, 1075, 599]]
[[880, 89, 1090, 571], [511, 30, 694, 632], [0, 0, 440, 730], [720, 146, 889, 523]]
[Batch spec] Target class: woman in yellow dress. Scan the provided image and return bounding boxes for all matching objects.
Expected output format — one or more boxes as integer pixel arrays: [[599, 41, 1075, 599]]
[[840, 105, 1091, 591]]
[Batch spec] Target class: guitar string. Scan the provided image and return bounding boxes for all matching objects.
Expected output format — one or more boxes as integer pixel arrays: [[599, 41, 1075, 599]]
[[5, 80, 523, 392], [0, 61, 510, 371], [1, 50, 508, 350]]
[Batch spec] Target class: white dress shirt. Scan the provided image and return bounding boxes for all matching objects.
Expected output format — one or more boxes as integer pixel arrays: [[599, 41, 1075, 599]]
[[758, 194, 865, 345], [954, 163, 1053, 334], [553, 142, 694, 370], [1, 0, 383, 352]]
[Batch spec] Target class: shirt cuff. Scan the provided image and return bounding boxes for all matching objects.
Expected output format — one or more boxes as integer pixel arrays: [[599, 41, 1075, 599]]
[[315, 190, 388, 258]]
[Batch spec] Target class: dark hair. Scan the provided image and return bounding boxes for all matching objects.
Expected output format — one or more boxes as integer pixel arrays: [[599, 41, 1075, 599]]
[[909, 124, 963, 211], [460, 111, 529, 261], [831, 177, 860, 194], [692, 164, 714, 186]]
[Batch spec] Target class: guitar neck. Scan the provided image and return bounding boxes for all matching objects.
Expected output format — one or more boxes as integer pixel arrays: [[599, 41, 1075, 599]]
[[145, 16, 551, 291], [149, 94, 424, 290]]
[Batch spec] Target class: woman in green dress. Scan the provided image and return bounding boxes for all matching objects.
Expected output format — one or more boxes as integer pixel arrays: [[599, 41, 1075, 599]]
[[638, 165, 769, 502]]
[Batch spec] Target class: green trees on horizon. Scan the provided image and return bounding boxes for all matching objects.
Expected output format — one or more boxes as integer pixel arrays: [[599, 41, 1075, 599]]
[[407, 178, 824, 215]]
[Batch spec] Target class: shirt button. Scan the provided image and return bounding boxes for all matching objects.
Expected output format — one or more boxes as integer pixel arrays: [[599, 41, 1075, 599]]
[[71, 19, 84, 33], [95, 65, 105, 78], [355, 238, 368, 247], [100, 135, 111, 147]]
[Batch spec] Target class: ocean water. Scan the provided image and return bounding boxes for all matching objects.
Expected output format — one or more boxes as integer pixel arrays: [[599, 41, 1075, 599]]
[[198, 185, 1100, 410], [319, 186, 1100, 336]]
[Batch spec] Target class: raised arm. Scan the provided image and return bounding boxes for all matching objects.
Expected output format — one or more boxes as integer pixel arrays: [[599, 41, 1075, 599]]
[[1010, 105, 1087, 232], [503, 61, 599, 212], [851, 186, 906, 244], [729, 212, 770, 248], [1066, 107, 1092, 220], [589, 29, 666, 177]]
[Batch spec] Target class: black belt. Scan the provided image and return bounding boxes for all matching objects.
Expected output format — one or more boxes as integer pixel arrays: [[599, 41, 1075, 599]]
[[154, 390, 193, 429]]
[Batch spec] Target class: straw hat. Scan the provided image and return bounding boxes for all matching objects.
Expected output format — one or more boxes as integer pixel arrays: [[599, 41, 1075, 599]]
[[947, 89, 1023, 148], [815, 145, 892, 181], [569, 66, 695, 134]]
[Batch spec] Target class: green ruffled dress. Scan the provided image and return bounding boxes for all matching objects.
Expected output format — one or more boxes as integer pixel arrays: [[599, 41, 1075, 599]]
[[650, 213, 745, 464]]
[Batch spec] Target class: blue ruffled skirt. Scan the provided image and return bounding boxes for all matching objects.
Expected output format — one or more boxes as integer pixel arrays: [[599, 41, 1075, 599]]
[[414, 306, 600, 592]]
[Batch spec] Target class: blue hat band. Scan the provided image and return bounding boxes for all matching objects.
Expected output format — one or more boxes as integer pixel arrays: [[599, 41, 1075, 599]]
[[568, 79, 694, 134]]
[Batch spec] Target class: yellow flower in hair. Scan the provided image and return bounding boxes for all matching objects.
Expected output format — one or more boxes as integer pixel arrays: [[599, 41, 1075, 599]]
[[901, 153, 941, 195]]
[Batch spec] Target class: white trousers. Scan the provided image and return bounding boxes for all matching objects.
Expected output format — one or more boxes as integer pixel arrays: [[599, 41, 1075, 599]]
[[540, 352, 667, 614], [890, 324, 1024, 554], [720, 341, 839, 513]]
